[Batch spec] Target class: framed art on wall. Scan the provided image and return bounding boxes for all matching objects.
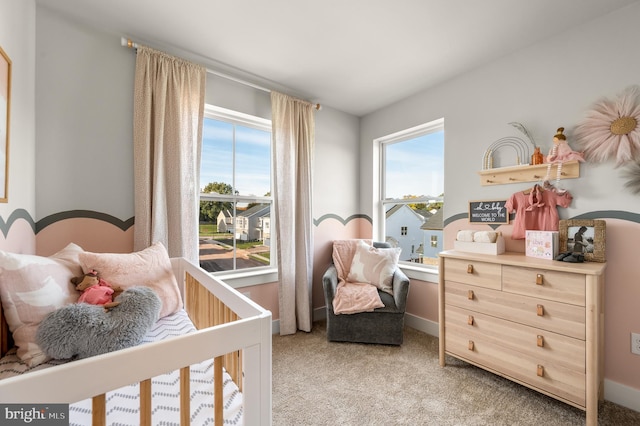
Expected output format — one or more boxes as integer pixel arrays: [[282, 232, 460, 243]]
[[559, 219, 606, 262], [0, 45, 11, 203]]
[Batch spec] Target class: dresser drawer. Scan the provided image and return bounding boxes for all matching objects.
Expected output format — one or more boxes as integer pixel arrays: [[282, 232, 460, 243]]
[[445, 330, 586, 408], [443, 258, 501, 290], [444, 304, 585, 373], [503, 265, 585, 306], [444, 281, 586, 339]]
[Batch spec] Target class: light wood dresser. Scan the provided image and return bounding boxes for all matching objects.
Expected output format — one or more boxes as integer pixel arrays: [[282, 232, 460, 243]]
[[438, 250, 606, 425]]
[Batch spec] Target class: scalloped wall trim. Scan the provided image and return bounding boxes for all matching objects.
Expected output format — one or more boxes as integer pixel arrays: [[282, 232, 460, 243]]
[[35, 210, 134, 233], [0, 209, 36, 237], [0, 209, 134, 237], [1, 209, 638, 240], [313, 213, 371, 226]]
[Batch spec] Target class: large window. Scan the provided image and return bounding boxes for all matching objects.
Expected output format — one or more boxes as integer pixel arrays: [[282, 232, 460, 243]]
[[377, 118, 444, 267], [199, 105, 273, 273]]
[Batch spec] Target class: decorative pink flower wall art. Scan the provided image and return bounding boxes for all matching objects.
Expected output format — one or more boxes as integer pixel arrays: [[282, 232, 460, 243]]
[[573, 85, 640, 167]]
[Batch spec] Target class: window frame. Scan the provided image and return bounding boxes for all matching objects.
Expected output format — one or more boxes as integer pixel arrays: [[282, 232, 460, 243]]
[[373, 118, 444, 281], [200, 105, 278, 287]]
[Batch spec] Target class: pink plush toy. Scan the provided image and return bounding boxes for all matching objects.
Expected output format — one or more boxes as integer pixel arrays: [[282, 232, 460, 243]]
[[71, 270, 122, 308]]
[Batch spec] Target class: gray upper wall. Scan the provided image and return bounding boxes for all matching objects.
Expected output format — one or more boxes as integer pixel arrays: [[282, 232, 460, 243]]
[[34, 5, 360, 223], [359, 1, 640, 226]]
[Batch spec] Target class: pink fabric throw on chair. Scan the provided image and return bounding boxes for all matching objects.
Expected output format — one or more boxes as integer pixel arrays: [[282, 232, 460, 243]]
[[331, 240, 384, 314]]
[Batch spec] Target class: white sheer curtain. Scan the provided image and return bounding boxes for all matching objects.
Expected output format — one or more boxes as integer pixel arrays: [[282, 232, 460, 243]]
[[271, 91, 316, 335], [133, 46, 206, 262]]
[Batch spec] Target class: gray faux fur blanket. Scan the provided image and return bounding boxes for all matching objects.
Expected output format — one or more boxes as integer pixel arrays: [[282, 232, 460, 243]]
[[36, 286, 162, 360]]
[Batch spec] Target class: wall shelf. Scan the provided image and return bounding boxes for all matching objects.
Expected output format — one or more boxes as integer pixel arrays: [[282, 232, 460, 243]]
[[478, 160, 580, 186]]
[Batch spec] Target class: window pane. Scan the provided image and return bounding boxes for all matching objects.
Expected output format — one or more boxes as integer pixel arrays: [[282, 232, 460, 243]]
[[198, 201, 271, 272], [382, 125, 444, 267], [201, 119, 233, 192], [384, 131, 444, 199], [235, 126, 271, 196], [199, 108, 273, 273]]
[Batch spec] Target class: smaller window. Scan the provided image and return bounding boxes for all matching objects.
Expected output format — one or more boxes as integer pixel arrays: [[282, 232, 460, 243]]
[[376, 117, 444, 268]]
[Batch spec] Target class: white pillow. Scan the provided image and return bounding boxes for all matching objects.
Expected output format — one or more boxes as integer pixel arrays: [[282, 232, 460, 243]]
[[0, 243, 84, 366], [346, 240, 400, 294]]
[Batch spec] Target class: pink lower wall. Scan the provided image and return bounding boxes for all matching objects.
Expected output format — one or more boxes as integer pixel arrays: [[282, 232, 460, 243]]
[[0, 217, 36, 254], [405, 278, 439, 323], [3, 209, 638, 392], [36, 218, 134, 256]]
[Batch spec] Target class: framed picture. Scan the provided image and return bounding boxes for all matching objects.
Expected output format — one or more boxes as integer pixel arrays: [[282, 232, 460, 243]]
[[0, 45, 11, 203], [559, 219, 606, 262]]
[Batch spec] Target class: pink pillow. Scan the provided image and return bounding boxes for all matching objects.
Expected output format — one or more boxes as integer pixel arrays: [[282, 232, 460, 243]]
[[346, 240, 400, 294], [0, 243, 84, 366], [78, 242, 182, 318]]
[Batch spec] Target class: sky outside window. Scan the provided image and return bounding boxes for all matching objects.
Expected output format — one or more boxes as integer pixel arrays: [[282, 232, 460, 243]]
[[201, 118, 271, 196], [384, 130, 444, 199]]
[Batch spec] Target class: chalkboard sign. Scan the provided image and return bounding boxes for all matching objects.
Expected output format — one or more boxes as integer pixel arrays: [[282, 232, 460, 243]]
[[468, 200, 509, 224]]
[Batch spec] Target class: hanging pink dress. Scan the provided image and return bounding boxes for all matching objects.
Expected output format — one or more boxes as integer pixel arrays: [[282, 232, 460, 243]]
[[505, 185, 572, 239]]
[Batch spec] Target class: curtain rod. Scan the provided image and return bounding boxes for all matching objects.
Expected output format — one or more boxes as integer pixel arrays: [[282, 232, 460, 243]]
[[121, 37, 322, 110]]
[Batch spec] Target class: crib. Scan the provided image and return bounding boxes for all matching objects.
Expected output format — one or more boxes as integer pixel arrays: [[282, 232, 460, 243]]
[[0, 257, 272, 425]]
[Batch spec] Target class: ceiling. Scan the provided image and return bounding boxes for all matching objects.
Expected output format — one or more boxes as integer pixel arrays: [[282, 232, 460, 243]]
[[37, 0, 638, 117]]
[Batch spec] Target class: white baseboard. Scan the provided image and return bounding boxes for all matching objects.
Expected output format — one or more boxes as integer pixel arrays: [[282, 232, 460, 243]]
[[313, 306, 326, 322], [404, 313, 439, 337], [605, 378, 640, 413]]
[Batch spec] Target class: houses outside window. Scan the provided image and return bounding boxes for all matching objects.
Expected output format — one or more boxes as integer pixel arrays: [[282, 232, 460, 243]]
[[376, 118, 444, 267], [199, 105, 273, 273]]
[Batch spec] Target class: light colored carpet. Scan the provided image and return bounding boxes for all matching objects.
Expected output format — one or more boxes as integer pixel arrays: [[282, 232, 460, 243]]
[[273, 321, 640, 425]]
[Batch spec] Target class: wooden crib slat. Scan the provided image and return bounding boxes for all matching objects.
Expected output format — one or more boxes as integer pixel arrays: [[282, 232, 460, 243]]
[[214, 355, 223, 425], [180, 366, 190, 426], [184, 272, 247, 421], [140, 379, 152, 426], [215, 297, 223, 326], [92, 394, 106, 426]]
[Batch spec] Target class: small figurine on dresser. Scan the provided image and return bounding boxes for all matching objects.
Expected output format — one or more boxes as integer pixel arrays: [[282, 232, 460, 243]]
[[544, 127, 585, 190]]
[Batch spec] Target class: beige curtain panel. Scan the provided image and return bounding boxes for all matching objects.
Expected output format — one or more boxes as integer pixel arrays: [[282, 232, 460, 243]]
[[133, 46, 205, 262], [271, 91, 316, 335]]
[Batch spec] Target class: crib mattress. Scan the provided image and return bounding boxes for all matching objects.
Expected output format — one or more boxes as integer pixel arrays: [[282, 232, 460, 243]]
[[0, 309, 243, 425]]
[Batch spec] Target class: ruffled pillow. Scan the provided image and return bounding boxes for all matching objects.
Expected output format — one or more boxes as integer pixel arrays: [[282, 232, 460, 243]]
[[346, 240, 400, 294], [78, 242, 181, 318], [0, 243, 84, 366]]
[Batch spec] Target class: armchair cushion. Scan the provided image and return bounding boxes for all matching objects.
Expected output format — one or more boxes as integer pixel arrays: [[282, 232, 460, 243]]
[[347, 240, 400, 294]]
